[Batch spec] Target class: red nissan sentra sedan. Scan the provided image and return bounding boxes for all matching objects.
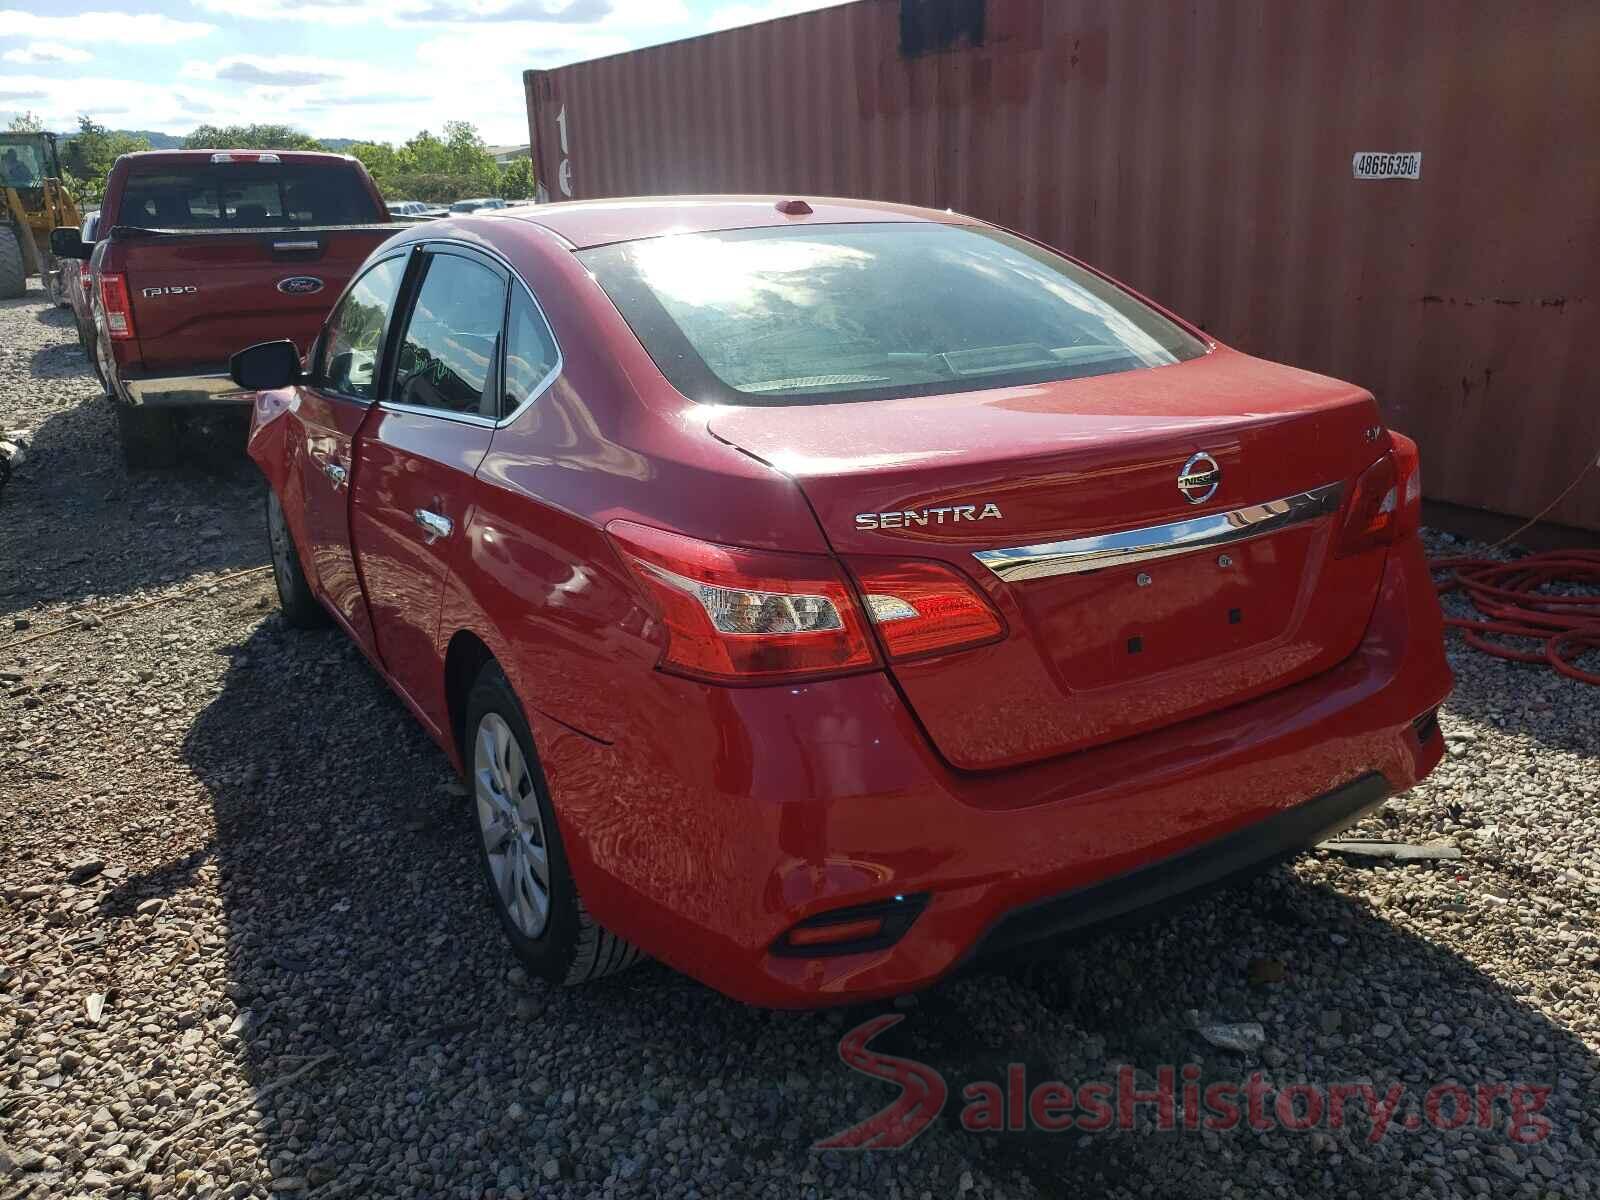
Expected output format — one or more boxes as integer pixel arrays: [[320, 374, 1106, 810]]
[[232, 196, 1452, 1006]]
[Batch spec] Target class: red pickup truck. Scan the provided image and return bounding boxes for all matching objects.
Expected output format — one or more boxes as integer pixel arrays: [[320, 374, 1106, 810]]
[[51, 150, 394, 466]]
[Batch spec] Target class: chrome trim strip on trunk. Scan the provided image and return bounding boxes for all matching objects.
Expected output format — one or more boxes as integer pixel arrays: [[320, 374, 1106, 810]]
[[973, 482, 1345, 583]]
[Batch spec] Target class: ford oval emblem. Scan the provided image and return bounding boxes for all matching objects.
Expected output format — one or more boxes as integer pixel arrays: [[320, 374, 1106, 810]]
[[277, 276, 324, 296]]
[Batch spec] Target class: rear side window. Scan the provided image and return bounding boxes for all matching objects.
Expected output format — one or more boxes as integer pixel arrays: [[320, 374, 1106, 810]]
[[580, 222, 1209, 406], [319, 255, 407, 399], [501, 289, 560, 417], [118, 163, 379, 229], [391, 252, 507, 418]]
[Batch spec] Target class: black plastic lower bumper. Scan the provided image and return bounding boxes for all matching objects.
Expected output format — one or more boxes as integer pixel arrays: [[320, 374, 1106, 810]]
[[977, 771, 1391, 958]]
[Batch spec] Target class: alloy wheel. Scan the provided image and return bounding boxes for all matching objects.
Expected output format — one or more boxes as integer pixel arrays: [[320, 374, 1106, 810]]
[[267, 494, 296, 597], [474, 712, 551, 938]]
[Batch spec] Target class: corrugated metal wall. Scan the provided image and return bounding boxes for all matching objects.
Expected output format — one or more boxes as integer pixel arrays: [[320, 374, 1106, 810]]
[[526, 0, 1600, 530]]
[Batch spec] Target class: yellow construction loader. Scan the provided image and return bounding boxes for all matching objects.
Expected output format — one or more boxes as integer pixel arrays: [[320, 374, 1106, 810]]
[[1, 130, 81, 304]]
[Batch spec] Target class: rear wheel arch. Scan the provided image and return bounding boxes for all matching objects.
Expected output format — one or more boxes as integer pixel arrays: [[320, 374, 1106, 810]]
[[444, 629, 497, 768], [458, 650, 645, 984]]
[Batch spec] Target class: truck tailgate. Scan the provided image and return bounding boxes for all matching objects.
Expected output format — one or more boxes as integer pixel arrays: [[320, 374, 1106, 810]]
[[110, 225, 397, 370]]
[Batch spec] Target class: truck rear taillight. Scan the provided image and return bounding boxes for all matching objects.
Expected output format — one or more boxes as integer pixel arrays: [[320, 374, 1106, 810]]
[[1334, 433, 1422, 557], [211, 152, 280, 164], [848, 558, 1006, 662], [607, 521, 879, 684], [99, 274, 135, 341]]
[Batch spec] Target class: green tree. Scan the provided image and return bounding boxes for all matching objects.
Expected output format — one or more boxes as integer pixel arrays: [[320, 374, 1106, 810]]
[[399, 129, 450, 175], [6, 111, 46, 133], [317, 122, 514, 204], [59, 117, 152, 203], [182, 124, 325, 151], [499, 158, 534, 201]]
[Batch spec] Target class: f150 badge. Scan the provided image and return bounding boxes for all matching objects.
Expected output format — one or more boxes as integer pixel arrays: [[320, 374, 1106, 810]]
[[855, 503, 1003, 530], [142, 285, 197, 297], [277, 276, 324, 295]]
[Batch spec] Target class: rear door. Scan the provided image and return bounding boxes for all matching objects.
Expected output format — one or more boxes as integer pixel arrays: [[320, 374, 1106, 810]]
[[350, 244, 507, 731], [291, 250, 412, 654], [113, 159, 389, 368]]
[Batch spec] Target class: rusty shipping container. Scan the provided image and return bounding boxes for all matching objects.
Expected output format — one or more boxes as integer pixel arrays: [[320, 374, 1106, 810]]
[[525, 0, 1600, 531]]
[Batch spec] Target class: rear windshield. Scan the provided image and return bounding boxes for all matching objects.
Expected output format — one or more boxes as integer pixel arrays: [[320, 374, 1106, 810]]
[[118, 163, 380, 229], [579, 222, 1209, 406]]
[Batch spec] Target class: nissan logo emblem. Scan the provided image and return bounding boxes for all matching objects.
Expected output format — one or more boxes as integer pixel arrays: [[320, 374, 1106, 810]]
[[1178, 452, 1222, 504], [276, 276, 324, 296]]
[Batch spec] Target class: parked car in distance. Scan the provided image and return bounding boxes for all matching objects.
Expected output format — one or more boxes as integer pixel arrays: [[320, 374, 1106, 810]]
[[49, 149, 394, 467], [237, 196, 1453, 1006], [448, 197, 506, 213], [386, 200, 427, 217], [64, 208, 98, 362]]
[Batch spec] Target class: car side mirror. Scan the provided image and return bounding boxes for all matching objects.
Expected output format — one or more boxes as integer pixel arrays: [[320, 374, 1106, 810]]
[[50, 227, 92, 261], [230, 340, 304, 390]]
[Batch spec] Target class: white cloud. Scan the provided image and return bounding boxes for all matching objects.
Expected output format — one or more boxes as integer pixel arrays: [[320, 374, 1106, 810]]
[[700, 0, 851, 35], [189, 0, 684, 29], [1, 0, 849, 146], [1, 74, 231, 133], [182, 55, 356, 87], [3, 42, 94, 65], [0, 10, 217, 44]]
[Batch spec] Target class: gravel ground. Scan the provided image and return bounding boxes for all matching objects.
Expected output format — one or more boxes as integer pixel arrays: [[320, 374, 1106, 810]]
[[2, 281, 1597, 1200]]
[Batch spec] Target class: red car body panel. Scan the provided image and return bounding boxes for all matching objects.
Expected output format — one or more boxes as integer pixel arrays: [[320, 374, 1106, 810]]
[[534, 536, 1447, 1006], [708, 351, 1391, 768], [248, 199, 1452, 1006]]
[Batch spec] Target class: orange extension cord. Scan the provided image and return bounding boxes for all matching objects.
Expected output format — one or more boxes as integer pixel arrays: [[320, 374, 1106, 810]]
[[1431, 552, 1600, 685], [1427, 450, 1600, 685]]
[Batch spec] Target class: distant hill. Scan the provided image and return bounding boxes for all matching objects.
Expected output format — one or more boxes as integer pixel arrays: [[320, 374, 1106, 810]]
[[109, 130, 362, 151], [118, 129, 183, 149]]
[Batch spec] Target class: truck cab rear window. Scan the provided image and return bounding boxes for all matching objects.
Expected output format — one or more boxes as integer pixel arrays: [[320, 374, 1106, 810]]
[[120, 164, 378, 229]]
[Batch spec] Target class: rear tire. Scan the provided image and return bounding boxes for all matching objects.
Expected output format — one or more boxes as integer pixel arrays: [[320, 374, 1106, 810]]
[[465, 661, 643, 987], [266, 489, 328, 629], [0, 227, 24, 300], [115, 404, 178, 469], [44, 257, 68, 307]]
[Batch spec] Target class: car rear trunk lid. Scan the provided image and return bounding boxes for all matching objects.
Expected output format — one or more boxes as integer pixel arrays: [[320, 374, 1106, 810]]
[[708, 350, 1393, 771]]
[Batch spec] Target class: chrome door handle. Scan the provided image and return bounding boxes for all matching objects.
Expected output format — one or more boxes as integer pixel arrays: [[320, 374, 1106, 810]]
[[413, 508, 453, 543], [323, 461, 347, 488]]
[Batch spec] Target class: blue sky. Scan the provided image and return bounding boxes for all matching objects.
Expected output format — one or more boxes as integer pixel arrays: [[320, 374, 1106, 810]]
[[0, 0, 846, 145]]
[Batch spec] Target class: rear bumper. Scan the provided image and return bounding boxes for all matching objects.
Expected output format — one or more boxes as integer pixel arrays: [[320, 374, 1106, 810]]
[[117, 368, 252, 408], [532, 534, 1453, 1007], [977, 770, 1391, 957]]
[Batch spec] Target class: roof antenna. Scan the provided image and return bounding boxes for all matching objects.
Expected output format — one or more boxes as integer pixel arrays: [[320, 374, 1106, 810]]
[[775, 199, 812, 215]]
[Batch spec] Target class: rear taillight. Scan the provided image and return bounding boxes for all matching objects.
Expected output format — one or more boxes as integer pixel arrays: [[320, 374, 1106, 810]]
[[1334, 433, 1422, 557], [1388, 430, 1423, 536], [99, 273, 135, 340], [211, 151, 280, 164], [848, 557, 1006, 661], [79, 264, 91, 288], [607, 521, 878, 684]]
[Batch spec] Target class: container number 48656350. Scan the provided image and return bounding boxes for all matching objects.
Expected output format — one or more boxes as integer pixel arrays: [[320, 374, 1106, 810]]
[[1352, 152, 1421, 180]]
